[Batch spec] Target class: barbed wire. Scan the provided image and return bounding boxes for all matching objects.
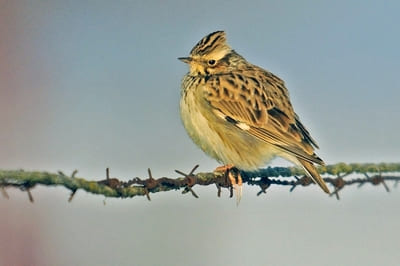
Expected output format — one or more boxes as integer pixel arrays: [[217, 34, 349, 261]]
[[0, 162, 399, 202]]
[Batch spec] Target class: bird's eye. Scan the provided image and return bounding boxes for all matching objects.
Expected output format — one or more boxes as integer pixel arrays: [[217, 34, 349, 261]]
[[208, 59, 216, 66]]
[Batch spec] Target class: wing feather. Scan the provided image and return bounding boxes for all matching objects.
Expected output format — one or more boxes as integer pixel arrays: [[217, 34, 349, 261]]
[[203, 70, 323, 165]]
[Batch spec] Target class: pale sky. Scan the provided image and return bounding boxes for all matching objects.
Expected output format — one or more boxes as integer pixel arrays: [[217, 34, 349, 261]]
[[1, 1, 399, 265]]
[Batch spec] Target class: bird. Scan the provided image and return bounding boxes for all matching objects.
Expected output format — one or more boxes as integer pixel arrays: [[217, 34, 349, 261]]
[[178, 31, 330, 202]]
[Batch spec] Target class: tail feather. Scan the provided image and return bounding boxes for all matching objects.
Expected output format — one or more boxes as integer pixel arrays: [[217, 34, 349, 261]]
[[297, 158, 330, 194]]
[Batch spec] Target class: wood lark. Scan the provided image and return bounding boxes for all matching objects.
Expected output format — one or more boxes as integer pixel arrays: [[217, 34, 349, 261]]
[[179, 31, 330, 202]]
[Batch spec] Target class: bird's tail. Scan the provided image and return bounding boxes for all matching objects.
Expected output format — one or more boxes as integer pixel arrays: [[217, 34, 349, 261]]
[[297, 158, 330, 194]]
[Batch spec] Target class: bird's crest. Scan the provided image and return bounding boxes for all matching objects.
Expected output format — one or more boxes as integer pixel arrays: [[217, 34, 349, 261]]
[[190, 31, 231, 57]]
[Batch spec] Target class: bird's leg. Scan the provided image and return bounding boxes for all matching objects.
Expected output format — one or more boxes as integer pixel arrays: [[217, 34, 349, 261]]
[[214, 164, 243, 205]]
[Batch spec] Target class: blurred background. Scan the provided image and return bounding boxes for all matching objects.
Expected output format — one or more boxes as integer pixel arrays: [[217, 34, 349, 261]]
[[1, 0, 399, 265]]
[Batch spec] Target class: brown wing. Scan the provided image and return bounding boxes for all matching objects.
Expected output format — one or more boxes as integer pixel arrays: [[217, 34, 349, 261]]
[[203, 69, 323, 165]]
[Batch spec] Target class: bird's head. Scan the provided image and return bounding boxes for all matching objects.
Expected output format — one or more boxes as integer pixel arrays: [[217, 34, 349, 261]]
[[179, 31, 237, 75]]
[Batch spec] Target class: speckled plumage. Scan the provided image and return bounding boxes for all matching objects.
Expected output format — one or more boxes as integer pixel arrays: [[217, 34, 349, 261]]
[[179, 31, 329, 194]]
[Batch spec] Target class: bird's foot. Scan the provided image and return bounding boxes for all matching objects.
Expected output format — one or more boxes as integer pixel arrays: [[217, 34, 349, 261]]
[[214, 164, 242, 205]]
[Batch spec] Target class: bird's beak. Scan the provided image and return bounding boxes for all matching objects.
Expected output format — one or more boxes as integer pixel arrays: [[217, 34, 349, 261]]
[[178, 57, 192, 64]]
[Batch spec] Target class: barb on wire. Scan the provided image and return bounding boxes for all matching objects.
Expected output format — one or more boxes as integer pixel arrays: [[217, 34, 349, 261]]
[[0, 162, 399, 202]]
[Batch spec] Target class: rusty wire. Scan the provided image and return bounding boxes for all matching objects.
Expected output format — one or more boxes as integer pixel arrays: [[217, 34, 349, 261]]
[[0, 162, 399, 202]]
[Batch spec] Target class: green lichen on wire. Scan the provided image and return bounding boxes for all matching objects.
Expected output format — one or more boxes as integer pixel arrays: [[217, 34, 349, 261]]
[[244, 162, 400, 178], [0, 162, 399, 201]]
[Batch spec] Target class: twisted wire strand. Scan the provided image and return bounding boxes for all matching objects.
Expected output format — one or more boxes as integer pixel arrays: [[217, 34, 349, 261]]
[[0, 162, 399, 202]]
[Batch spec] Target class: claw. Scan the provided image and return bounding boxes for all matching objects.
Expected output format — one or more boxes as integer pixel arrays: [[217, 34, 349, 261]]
[[214, 165, 243, 205], [228, 170, 242, 205]]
